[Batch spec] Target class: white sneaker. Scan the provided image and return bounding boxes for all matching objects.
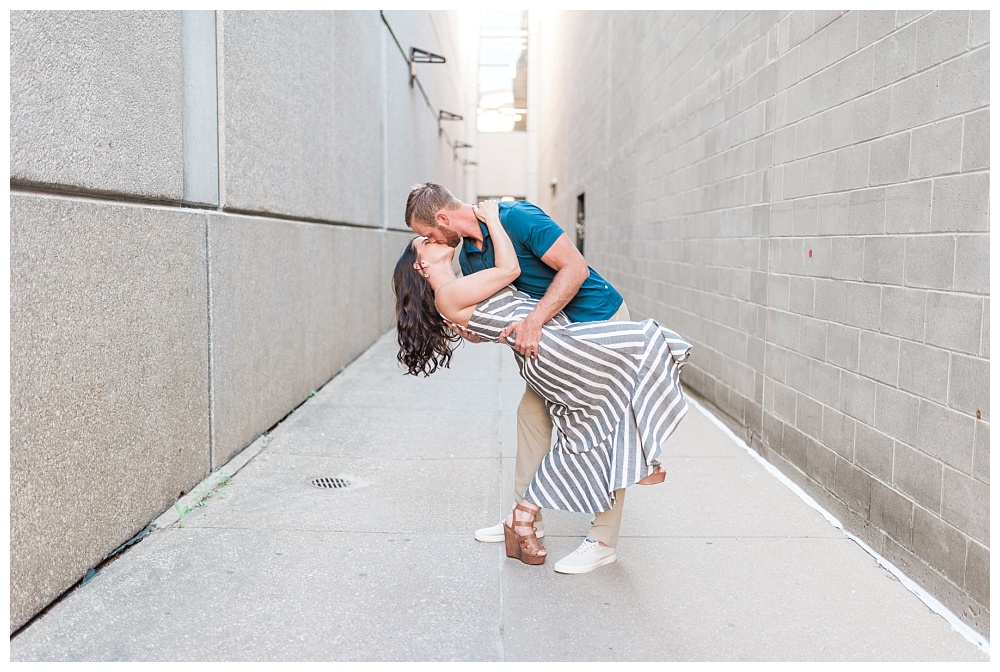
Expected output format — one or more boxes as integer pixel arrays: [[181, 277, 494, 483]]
[[474, 519, 545, 542], [553, 539, 617, 574]]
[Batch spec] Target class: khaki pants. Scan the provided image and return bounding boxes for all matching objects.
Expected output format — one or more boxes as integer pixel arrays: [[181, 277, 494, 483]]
[[513, 301, 631, 547]]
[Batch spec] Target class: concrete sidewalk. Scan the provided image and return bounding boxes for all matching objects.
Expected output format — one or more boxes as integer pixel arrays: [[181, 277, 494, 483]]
[[10, 332, 990, 662]]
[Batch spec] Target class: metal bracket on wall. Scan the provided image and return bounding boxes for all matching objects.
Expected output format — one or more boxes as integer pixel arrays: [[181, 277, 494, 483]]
[[439, 109, 463, 135], [452, 140, 472, 160], [410, 47, 446, 88]]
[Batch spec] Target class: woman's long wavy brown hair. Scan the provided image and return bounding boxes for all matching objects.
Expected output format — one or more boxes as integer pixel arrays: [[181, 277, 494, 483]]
[[393, 239, 460, 376]]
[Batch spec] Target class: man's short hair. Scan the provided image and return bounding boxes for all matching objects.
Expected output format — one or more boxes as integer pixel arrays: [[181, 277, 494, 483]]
[[405, 183, 461, 229]]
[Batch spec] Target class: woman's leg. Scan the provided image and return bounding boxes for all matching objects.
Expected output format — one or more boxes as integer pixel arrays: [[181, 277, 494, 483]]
[[514, 383, 551, 523], [474, 383, 550, 543]]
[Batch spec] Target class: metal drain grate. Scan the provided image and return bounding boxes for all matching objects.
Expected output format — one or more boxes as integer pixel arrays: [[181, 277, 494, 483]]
[[309, 477, 353, 490]]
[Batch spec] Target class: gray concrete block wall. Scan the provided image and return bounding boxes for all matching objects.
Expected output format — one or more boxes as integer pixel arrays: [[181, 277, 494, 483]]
[[538, 10, 989, 636], [10, 10, 472, 632]]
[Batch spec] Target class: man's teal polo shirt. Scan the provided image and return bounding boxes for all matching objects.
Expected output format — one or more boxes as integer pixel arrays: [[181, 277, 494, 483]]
[[458, 201, 623, 323]]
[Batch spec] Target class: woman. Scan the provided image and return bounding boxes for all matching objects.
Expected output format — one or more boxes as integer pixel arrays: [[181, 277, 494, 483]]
[[393, 200, 691, 565]]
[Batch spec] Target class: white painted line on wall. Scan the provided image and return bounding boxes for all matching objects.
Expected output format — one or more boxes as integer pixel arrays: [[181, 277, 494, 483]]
[[687, 396, 990, 655]]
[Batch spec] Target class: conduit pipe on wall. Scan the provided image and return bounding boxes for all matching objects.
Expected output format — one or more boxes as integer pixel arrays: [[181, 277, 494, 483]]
[[380, 10, 466, 156]]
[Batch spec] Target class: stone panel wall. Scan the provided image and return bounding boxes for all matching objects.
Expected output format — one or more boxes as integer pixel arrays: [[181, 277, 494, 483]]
[[382, 10, 472, 233], [9, 9, 473, 632], [10, 195, 210, 631], [207, 216, 387, 465], [10, 11, 184, 199], [538, 10, 989, 636]]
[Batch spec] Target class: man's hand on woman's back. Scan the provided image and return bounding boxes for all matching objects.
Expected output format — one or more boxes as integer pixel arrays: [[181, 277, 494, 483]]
[[444, 318, 484, 343]]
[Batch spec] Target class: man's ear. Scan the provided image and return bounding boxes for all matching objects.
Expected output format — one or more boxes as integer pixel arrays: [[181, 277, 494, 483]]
[[434, 210, 450, 228]]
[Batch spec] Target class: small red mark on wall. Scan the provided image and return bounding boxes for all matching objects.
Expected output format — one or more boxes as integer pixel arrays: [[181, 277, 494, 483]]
[[808, 249, 813, 258]]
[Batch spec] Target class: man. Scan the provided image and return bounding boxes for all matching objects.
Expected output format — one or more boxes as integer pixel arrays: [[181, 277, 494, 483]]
[[404, 182, 630, 574]]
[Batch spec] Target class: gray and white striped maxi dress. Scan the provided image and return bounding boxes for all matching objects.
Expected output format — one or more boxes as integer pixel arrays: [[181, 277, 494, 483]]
[[466, 286, 692, 515]]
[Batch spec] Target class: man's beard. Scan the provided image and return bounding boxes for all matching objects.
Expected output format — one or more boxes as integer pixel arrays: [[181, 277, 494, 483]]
[[439, 227, 462, 248]]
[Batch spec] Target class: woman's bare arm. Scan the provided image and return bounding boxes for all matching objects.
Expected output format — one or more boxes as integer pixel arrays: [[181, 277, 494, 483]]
[[435, 200, 519, 325]]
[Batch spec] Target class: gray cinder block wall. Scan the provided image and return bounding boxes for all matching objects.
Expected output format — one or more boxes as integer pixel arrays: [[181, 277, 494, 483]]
[[10, 9, 472, 632], [537, 10, 989, 636]]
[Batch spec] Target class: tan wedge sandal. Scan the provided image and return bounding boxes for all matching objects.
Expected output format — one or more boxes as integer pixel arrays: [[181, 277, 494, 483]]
[[637, 465, 666, 485], [503, 502, 546, 565]]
